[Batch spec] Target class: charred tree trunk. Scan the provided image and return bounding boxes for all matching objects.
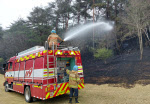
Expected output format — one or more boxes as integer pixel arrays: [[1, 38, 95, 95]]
[[138, 29, 143, 60], [78, 13, 80, 24], [56, 17, 59, 32], [78, 2, 81, 24], [66, 19, 68, 32], [84, 15, 87, 22], [93, 0, 95, 49], [106, 0, 110, 19], [114, 0, 120, 53], [65, 12, 69, 31], [63, 16, 65, 30], [114, 0, 117, 17]]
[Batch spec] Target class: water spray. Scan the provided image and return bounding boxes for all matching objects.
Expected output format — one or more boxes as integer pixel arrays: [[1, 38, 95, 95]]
[[64, 21, 114, 41]]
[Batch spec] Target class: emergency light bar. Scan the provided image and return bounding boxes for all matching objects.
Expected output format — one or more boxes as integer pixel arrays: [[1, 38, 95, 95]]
[[61, 47, 79, 51]]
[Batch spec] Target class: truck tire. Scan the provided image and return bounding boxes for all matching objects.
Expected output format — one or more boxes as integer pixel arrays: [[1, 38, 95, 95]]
[[24, 86, 33, 103], [5, 82, 10, 92]]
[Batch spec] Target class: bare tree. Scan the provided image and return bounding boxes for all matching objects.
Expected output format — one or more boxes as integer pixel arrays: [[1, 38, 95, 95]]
[[124, 0, 150, 60]]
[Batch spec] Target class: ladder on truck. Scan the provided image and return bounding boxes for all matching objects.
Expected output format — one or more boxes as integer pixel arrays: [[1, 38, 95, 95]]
[[45, 41, 57, 90]]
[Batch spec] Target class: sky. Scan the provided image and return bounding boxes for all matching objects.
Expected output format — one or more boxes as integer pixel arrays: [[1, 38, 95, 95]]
[[0, 0, 55, 29]]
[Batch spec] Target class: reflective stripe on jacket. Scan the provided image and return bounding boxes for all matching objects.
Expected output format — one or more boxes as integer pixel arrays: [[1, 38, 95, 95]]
[[66, 69, 81, 88]]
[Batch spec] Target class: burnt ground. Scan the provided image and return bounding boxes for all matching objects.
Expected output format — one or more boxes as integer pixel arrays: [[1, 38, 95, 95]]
[[82, 47, 150, 88]]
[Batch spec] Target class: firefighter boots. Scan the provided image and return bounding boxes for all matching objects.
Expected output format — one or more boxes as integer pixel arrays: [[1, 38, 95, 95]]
[[75, 97, 80, 104], [69, 97, 72, 104]]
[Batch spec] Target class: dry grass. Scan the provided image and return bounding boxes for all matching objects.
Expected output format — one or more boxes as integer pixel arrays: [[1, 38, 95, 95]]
[[1, 74, 150, 104]]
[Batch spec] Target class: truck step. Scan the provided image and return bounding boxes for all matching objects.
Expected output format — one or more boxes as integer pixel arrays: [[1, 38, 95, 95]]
[[8, 88, 13, 91], [49, 64, 55, 66]]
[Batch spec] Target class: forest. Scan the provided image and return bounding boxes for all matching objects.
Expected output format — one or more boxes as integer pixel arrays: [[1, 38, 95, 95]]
[[0, 0, 150, 66]]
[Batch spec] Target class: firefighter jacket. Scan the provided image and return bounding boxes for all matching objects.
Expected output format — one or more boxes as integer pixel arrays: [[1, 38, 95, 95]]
[[48, 33, 63, 45], [66, 69, 81, 88]]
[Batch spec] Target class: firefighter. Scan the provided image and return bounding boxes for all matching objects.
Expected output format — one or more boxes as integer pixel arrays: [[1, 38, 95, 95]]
[[64, 61, 70, 82], [47, 30, 63, 49], [66, 65, 81, 104]]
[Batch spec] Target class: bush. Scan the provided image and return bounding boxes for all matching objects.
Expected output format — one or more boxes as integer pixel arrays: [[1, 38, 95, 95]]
[[94, 48, 113, 64]]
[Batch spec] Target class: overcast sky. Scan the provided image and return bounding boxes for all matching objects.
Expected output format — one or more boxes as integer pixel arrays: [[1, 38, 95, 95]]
[[0, 0, 54, 29]]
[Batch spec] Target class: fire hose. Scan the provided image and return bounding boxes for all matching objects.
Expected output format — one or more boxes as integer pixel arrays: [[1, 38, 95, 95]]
[[59, 40, 64, 45]]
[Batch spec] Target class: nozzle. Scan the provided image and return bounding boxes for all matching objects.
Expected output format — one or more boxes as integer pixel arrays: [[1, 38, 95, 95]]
[[60, 40, 64, 44]]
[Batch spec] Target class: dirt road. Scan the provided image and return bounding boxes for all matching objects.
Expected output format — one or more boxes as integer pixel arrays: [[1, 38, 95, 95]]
[[1, 74, 150, 104]]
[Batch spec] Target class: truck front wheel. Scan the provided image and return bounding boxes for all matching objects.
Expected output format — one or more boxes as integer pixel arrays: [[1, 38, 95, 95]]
[[24, 86, 33, 103], [5, 82, 10, 92]]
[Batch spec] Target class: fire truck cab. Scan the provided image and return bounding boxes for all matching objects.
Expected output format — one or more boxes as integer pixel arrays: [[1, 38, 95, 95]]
[[3, 44, 84, 103]]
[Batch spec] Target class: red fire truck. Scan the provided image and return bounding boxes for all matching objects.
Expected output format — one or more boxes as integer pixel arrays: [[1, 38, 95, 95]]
[[3, 44, 84, 103]]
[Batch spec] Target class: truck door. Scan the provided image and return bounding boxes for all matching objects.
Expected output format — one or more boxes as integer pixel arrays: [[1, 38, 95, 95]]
[[25, 59, 33, 83], [14, 62, 20, 81], [19, 61, 25, 82], [6, 62, 13, 84]]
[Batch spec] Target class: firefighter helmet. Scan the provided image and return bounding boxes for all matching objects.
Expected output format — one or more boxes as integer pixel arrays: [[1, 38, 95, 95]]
[[73, 65, 78, 71], [51, 30, 56, 33]]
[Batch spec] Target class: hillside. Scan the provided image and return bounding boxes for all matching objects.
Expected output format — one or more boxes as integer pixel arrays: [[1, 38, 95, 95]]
[[83, 47, 150, 88]]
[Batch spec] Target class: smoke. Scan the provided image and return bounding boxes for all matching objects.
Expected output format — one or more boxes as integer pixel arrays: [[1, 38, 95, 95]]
[[64, 21, 114, 41]]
